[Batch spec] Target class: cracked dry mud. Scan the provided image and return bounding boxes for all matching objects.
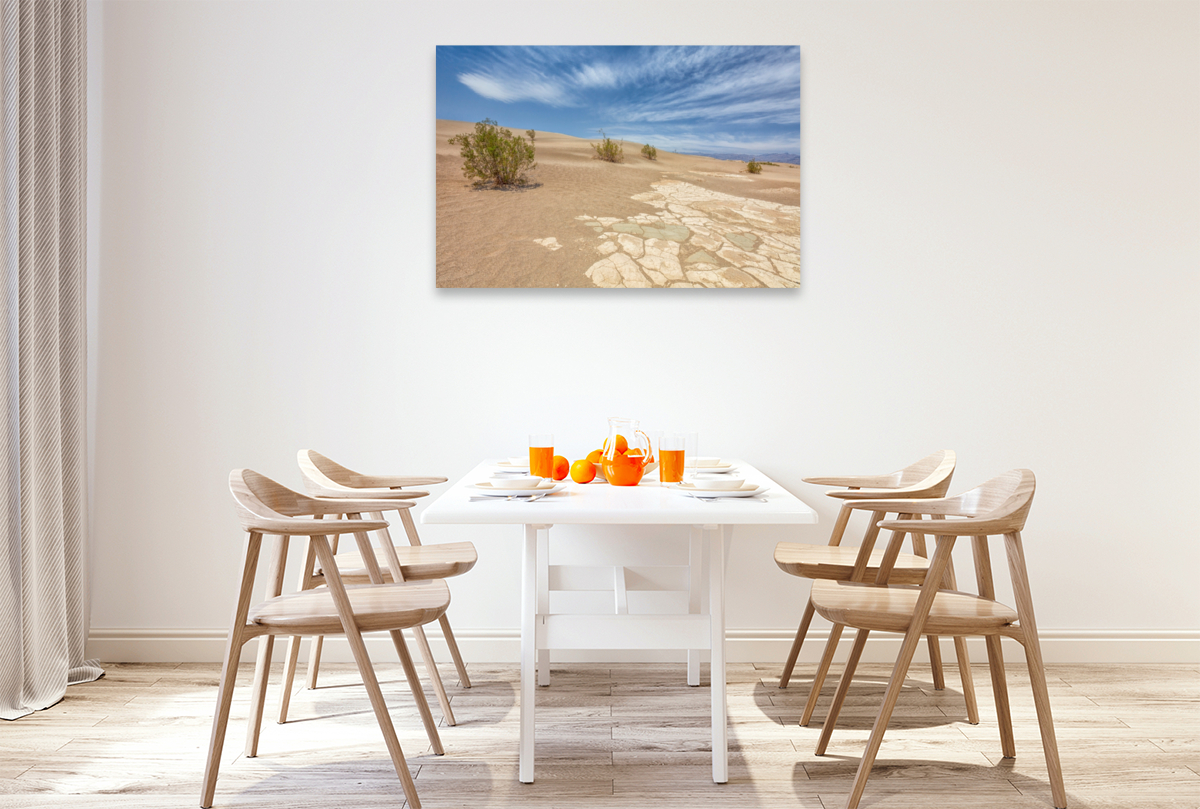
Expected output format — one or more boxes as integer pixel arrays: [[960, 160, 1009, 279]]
[[572, 180, 801, 288]]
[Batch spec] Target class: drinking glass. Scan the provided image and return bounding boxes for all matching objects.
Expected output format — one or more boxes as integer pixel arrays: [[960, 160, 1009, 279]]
[[682, 432, 699, 481], [529, 433, 554, 478], [659, 432, 686, 483]]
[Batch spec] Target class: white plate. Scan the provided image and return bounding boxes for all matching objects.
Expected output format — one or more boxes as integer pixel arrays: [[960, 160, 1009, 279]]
[[688, 465, 737, 475], [686, 458, 733, 471], [495, 460, 529, 471], [472, 481, 564, 496], [673, 482, 767, 498]]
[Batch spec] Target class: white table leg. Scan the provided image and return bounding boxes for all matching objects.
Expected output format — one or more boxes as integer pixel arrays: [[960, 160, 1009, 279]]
[[520, 524, 538, 783], [710, 524, 730, 783], [537, 526, 550, 687], [688, 527, 703, 687]]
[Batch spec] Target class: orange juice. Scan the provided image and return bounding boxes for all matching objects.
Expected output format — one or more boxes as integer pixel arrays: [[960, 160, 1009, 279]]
[[659, 449, 685, 483], [529, 445, 554, 478]]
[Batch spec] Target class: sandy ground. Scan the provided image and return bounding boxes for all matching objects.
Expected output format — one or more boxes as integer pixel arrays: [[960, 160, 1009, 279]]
[[436, 120, 801, 288]]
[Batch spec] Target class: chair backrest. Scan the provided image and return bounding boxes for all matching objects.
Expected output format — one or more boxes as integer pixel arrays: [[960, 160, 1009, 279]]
[[829, 450, 956, 502], [230, 468, 318, 530], [298, 450, 372, 494], [296, 449, 445, 499], [940, 469, 1036, 533], [874, 469, 1036, 537], [895, 450, 956, 488], [229, 468, 395, 535]]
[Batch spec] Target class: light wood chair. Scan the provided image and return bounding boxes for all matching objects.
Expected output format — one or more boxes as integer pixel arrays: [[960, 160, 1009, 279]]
[[274, 450, 475, 728], [775, 450, 978, 727], [809, 469, 1066, 809], [203, 469, 450, 809]]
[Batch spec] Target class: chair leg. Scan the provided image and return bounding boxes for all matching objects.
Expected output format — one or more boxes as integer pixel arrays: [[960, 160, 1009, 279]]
[[277, 634, 303, 723], [953, 635, 979, 724], [353, 631, 423, 808], [840, 535, 957, 809], [412, 623, 457, 726], [1006, 532, 1067, 808], [200, 632, 248, 808], [815, 628, 870, 755], [985, 634, 1015, 756], [779, 597, 816, 689], [245, 534, 288, 757], [801, 622, 843, 726], [940, 555, 979, 722], [201, 533, 262, 809], [842, 626, 924, 809], [925, 635, 946, 690], [244, 635, 275, 757], [311, 535, 424, 808], [389, 628, 445, 756], [305, 635, 324, 688], [439, 613, 472, 688]]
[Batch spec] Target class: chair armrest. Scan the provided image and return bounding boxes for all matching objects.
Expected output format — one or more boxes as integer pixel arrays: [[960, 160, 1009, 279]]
[[878, 516, 1008, 536], [310, 488, 429, 500], [803, 474, 898, 488], [308, 497, 416, 516], [357, 474, 447, 488], [840, 496, 957, 514], [249, 517, 389, 536], [828, 486, 940, 501]]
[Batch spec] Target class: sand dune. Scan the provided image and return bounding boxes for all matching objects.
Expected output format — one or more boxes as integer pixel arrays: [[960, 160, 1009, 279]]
[[436, 120, 800, 288]]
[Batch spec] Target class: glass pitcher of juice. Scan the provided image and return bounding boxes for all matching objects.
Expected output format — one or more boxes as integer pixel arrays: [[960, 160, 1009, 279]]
[[602, 417, 655, 486]]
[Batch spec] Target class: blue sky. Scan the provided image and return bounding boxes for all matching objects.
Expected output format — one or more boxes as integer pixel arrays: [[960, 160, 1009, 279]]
[[436, 46, 800, 156]]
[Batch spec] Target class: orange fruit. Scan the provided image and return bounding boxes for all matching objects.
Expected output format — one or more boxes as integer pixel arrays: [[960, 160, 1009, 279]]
[[602, 434, 629, 455], [570, 459, 597, 484], [627, 448, 644, 456], [551, 455, 569, 481], [586, 448, 603, 464]]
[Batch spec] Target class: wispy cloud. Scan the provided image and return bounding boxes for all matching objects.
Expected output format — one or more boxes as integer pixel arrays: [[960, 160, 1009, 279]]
[[457, 71, 573, 106], [439, 46, 800, 153]]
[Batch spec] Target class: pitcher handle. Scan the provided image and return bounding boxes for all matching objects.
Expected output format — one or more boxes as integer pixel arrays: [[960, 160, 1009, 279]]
[[635, 430, 655, 463]]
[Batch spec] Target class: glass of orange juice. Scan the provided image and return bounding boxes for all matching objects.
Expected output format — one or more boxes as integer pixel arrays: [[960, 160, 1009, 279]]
[[529, 433, 554, 478], [659, 432, 686, 483]]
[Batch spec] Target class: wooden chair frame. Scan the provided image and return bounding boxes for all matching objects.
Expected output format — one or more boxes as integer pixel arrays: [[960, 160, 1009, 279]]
[[810, 470, 1066, 809], [275, 450, 473, 729], [775, 451, 979, 727], [203, 470, 449, 809]]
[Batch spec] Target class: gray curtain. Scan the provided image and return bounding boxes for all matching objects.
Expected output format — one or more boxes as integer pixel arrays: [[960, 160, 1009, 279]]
[[0, 0, 99, 721]]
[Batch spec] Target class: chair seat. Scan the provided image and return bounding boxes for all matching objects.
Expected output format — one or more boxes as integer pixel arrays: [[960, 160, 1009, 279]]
[[774, 542, 931, 585], [810, 580, 1018, 636], [249, 580, 451, 635], [318, 541, 477, 583]]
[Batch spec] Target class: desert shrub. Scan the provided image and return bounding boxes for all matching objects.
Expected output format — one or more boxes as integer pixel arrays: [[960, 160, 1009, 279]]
[[641, 143, 658, 161], [592, 130, 624, 163], [448, 119, 537, 188], [747, 160, 763, 174]]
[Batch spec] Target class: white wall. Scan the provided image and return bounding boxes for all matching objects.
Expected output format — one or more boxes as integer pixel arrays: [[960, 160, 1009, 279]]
[[87, 0, 1200, 663]]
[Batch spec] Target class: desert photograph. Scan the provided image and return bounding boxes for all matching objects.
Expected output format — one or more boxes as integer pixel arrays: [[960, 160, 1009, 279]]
[[436, 46, 801, 288]]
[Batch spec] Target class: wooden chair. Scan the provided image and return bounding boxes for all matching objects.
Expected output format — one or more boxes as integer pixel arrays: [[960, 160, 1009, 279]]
[[809, 469, 1066, 809], [775, 450, 978, 727], [274, 450, 475, 728], [203, 469, 450, 809]]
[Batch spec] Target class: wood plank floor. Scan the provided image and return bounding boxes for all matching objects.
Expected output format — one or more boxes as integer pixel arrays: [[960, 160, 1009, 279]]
[[1, 660, 1197, 808]]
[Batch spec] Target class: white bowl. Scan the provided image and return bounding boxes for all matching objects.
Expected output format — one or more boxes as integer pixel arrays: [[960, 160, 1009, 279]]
[[688, 457, 723, 468], [491, 476, 542, 489], [691, 476, 745, 491], [508, 456, 529, 466]]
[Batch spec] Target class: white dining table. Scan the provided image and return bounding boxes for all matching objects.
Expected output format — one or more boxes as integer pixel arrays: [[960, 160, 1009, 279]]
[[420, 459, 818, 784]]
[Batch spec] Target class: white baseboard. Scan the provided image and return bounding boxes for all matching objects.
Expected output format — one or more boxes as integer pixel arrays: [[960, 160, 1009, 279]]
[[88, 626, 1200, 665]]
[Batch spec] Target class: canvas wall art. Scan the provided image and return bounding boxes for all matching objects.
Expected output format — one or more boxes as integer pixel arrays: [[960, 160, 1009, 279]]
[[436, 46, 801, 289]]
